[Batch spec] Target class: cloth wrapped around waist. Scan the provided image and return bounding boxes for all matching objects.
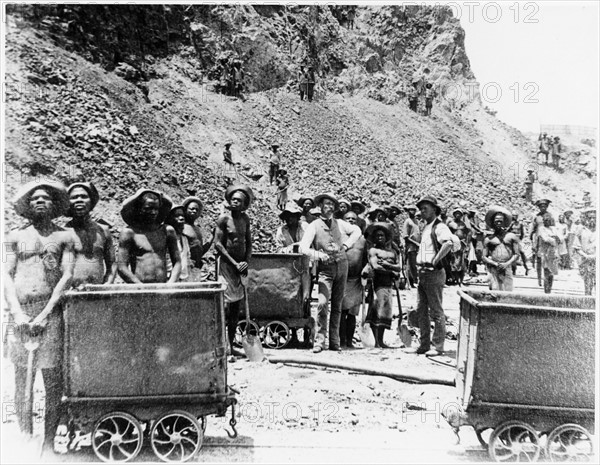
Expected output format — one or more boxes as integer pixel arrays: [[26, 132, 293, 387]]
[[8, 300, 63, 369], [218, 259, 245, 303]]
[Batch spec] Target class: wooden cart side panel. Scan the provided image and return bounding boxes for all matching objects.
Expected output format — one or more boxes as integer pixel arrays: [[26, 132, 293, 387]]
[[455, 297, 470, 405], [64, 292, 226, 398], [472, 308, 595, 409]]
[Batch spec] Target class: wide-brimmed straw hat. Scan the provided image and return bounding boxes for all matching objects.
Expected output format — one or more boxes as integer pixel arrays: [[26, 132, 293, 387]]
[[120, 188, 173, 226], [535, 199, 551, 207], [279, 202, 303, 220], [338, 198, 351, 208], [451, 207, 464, 216], [67, 182, 100, 215], [14, 180, 69, 219], [416, 195, 442, 215], [297, 195, 314, 208], [350, 200, 367, 214], [182, 196, 203, 213], [225, 184, 254, 209], [404, 205, 417, 212], [366, 205, 386, 220], [364, 222, 393, 242], [485, 205, 513, 229], [314, 192, 339, 210]]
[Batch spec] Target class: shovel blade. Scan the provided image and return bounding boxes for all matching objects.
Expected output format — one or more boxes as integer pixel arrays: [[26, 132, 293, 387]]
[[360, 324, 375, 349], [242, 334, 265, 362]]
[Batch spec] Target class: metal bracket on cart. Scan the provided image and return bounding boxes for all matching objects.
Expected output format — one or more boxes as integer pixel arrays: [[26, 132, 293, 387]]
[[225, 401, 238, 439]]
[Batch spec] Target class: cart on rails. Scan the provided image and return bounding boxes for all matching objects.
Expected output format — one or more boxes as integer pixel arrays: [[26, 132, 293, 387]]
[[451, 289, 596, 462], [62, 282, 237, 462]]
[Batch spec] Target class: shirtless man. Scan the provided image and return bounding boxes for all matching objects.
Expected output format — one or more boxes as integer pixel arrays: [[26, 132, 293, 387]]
[[214, 185, 253, 357], [4, 181, 77, 451], [482, 207, 519, 291], [447, 208, 471, 286], [182, 196, 212, 275], [117, 188, 181, 283], [364, 223, 401, 348], [66, 182, 116, 286]]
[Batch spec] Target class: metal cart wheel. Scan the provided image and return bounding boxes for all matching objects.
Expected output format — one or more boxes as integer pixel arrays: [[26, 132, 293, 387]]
[[476, 428, 492, 448], [150, 410, 203, 462], [263, 320, 291, 349], [489, 420, 542, 462], [92, 411, 143, 462], [545, 423, 594, 462], [233, 320, 261, 348]]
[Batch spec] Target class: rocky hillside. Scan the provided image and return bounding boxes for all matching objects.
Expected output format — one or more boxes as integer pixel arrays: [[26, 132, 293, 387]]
[[4, 5, 595, 256]]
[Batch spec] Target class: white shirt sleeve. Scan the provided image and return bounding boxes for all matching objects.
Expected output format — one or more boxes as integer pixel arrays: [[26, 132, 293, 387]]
[[299, 221, 318, 259], [338, 219, 362, 249]]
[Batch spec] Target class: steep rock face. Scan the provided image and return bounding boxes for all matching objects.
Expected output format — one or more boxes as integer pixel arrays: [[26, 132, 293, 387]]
[[4, 6, 594, 254]]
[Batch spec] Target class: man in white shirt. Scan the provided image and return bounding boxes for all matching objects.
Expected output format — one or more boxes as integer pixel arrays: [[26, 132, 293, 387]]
[[299, 193, 361, 353], [406, 195, 453, 357]]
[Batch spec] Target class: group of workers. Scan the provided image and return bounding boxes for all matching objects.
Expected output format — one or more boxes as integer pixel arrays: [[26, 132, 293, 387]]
[[4, 178, 596, 453], [537, 132, 564, 169]]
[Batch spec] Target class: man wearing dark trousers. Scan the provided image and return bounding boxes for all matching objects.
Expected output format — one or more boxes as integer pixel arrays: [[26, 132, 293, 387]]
[[406, 195, 453, 357], [299, 193, 361, 353]]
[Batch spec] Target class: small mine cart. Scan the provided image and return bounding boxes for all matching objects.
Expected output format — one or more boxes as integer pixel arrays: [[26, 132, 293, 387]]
[[238, 253, 314, 349], [453, 290, 595, 462], [62, 282, 237, 462]]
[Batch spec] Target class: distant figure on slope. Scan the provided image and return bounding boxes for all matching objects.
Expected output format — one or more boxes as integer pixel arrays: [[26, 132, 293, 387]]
[[523, 168, 536, 203], [551, 136, 563, 169], [269, 143, 281, 185], [346, 6, 356, 29], [305, 66, 316, 102], [537, 132, 550, 164], [230, 59, 245, 99], [408, 85, 418, 113], [298, 65, 307, 101], [275, 169, 289, 211], [424, 83, 434, 116]]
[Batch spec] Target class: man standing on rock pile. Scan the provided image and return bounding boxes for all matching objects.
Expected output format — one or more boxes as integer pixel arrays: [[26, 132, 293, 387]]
[[117, 188, 181, 283], [299, 193, 361, 353], [269, 143, 281, 185], [214, 185, 254, 357]]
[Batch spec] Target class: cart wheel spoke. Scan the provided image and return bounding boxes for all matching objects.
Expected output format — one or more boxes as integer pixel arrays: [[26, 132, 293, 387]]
[[178, 443, 186, 460], [117, 445, 133, 459], [121, 438, 140, 445], [96, 438, 112, 450], [95, 429, 113, 438]]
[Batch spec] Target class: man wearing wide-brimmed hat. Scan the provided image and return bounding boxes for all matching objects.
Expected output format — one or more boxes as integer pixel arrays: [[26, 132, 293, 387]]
[[66, 182, 116, 286], [275, 202, 306, 253], [573, 208, 596, 295], [117, 188, 181, 284], [214, 184, 254, 357], [364, 222, 402, 348], [334, 198, 351, 220], [5, 180, 78, 451], [402, 205, 420, 288], [405, 195, 453, 357], [269, 143, 281, 185], [297, 195, 317, 224], [482, 206, 520, 291], [299, 192, 362, 353], [523, 169, 536, 202], [350, 200, 368, 232]]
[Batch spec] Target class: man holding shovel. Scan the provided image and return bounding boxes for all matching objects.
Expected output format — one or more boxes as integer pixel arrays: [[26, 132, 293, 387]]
[[214, 185, 254, 357], [4, 181, 78, 452]]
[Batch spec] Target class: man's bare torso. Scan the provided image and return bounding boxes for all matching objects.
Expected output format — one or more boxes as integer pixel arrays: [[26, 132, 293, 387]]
[[128, 226, 169, 283], [9, 224, 74, 303], [67, 220, 109, 285]]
